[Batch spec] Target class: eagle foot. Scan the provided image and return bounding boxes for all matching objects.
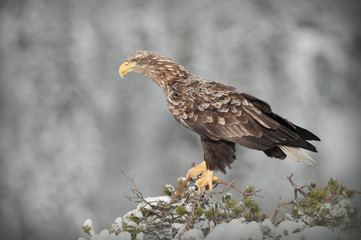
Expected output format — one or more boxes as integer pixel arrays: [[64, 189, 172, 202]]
[[195, 170, 219, 194], [186, 161, 207, 180], [186, 161, 219, 194]]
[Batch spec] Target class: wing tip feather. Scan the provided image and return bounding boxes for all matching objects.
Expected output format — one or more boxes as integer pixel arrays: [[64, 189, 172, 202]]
[[279, 145, 316, 165]]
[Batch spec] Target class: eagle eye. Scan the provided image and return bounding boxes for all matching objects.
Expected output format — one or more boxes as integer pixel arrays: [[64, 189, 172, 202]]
[[132, 58, 140, 63]]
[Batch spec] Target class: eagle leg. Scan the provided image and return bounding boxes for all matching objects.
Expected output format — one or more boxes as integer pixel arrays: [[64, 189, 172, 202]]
[[186, 161, 219, 194]]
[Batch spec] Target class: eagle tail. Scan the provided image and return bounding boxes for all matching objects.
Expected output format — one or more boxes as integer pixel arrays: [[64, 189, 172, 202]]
[[279, 145, 316, 165]]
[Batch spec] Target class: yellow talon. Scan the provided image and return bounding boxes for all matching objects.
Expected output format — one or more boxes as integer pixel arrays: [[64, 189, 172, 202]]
[[195, 170, 218, 194], [186, 161, 219, 194], [186, 161, 207, 179]]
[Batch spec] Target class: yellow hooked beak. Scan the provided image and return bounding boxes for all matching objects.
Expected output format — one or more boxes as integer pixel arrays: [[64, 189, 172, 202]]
[[119, 61, 136, 79]]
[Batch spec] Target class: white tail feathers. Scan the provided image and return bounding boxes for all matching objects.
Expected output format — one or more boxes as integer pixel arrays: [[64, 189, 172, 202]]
[[279, 146, 316, 165]]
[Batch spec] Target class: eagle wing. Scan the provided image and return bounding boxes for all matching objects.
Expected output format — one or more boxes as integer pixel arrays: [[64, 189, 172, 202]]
[[168, 80, 318, 152]]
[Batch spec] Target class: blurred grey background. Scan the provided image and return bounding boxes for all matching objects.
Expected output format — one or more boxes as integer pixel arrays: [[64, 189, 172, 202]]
[[1, 0, 360, 239]]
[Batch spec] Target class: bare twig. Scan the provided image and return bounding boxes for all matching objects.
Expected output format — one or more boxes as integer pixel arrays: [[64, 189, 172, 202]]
[[270, 195, 294, 223], [270, 173, 312, 224], [286, 173, 308, 198], [214, 180, 263, 198], [171, 176, 192, 203], [121, 169, 146, 202], [269, 174, 310, 224]]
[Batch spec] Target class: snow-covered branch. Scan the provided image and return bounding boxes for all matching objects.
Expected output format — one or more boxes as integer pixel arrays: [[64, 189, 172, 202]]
[[80, 174, 360, 240]]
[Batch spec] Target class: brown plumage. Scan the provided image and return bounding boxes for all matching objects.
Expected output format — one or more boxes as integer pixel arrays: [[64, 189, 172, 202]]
[[119, 50, 320, 188]]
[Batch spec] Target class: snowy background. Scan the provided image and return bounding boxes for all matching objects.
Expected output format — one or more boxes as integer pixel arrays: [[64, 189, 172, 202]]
[[0, 0, 360, 239]]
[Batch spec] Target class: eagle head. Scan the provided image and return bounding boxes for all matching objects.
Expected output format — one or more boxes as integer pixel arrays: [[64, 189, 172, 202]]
[[119, 50, 193, 91]]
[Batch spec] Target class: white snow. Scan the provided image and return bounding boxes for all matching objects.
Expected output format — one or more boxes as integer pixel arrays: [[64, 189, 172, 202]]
[[135, 232, 144, 240], [332, 199, 351, 217], [145, 195, 171, 204], [89, 230, 131, 240], [82, 219, 95, 236], [114, 217, 122, 225], [172, 223, 186, 229], [225, 192, 232, 198], [260, 219, 276, 236], [324, 203, 332, 210], [164, 184, 174, 189], [194, 220, 209, 230], [137, 196, 171, 210], [110, 217, 123, 234], [274, 220, 305, 237], [332, 206, 348, 218], [83, 219, 93, 228], [178, 177, 187, 182], [181, 229, 204, 240], [186, 203, 193, 213], [205, 219, 263, 240], [280, 226, 348, 240], [123, 209, 143, 224]]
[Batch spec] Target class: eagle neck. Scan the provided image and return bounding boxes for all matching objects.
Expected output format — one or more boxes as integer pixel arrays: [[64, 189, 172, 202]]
[[142, 65, 196, 95]]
